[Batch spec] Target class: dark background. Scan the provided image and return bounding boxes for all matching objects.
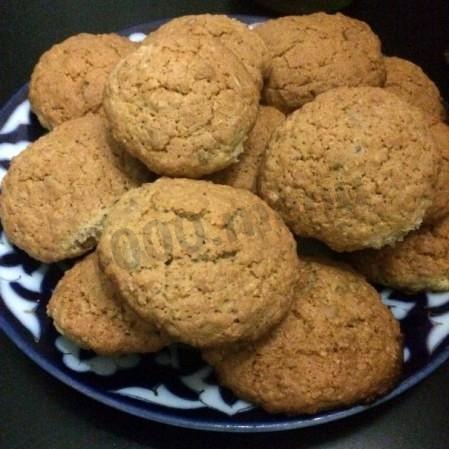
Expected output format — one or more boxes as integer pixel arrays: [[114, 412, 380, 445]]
[[1, 1, 448, 448]]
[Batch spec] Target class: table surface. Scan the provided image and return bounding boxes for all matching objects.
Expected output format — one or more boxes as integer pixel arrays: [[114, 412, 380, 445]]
[[1, 1, 448, 448]]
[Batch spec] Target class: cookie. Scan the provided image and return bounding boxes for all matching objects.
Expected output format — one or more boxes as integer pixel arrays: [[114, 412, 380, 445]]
[[255, 13, 385, 112], [349, 215, 449, 293], [48, 252, 167, 355], [98, 177, 299, 348], [259, 87, 437, 252], [425, 122, 449, 224], [208, 106, 285, 192], [204, 257, 402, 414], [29, 33, 137, 130], [0, 114, 150, 263], [104, 35, 259, 178], [384, 56, 446, 125], [143, 14, 270, 89]]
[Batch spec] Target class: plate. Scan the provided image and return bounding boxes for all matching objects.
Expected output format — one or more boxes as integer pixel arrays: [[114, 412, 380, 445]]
[[1, 16, 449, 433]]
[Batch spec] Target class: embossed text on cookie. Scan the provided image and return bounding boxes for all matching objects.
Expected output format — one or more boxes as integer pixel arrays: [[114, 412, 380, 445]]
[[109, 204, 271, 270]]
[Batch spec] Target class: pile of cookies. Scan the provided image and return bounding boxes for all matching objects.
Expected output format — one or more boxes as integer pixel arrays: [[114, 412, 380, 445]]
[[1, 12, 447, 415]]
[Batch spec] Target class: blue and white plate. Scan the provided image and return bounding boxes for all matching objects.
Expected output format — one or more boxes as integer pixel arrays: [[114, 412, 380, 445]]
[[1, 16, 449, 433]]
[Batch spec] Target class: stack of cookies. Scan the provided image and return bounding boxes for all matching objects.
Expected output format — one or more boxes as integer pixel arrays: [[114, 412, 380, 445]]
[[2, 12, 447, 415]]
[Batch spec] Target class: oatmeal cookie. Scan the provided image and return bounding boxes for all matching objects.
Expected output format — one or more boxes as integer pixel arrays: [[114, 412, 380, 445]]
[[0, 114, 149, 262], [98, 177, 299, 348], [104, 35, 259, 178], [143, 14, 270, 89], [208, 106, 285, 192], [29, 33, 137, 129], [255, 13, 385, 112], [384, 56, 446, 125], [205, 257, 402, 414], [48, 252, 167, 355], [259, 87, 437, 251], [349, 215, 449, 293]]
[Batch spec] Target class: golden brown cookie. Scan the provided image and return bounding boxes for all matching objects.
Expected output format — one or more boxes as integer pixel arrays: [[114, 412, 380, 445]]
[[208, 106, 285, 192], [104, 35, 259, 178], [29, 33, 137, 130], [255, 13, 385, 112], [204, 257, 402, 414], [259, 87, 437, 252], [48, 252, 167, 355], [143, 14, 270, 89], [425, 122, 449, 224], [0, 114, 150, 263], [349, 215, 449, 293], [384, 56, 446, 125], [98, 178, 299, 348]]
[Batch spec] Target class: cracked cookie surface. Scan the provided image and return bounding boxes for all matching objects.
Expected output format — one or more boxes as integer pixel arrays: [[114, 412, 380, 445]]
[[48, 252, 168, 355], [384, 56, 446, 125], [104, 35, 260, 178], [143, 14, 270, 90], [204, 257, 402, 414], [259, 87, 437, 252], [425, 122, 449, 224], [98, 177, 299, 348], [349, 215, 449, 293], [255, 13, 385, 112], [29, 33, 137, 129], [208, 105, 285, 192], [0, 114, 150, 263]]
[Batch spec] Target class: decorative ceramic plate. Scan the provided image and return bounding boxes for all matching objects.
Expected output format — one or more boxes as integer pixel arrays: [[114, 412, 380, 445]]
[[1, 16, 449, 433]]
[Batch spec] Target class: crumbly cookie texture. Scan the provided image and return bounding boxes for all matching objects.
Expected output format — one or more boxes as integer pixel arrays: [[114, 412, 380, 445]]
[[204, 257, 402, 414], [0, 114, 150, 263], [29, 33, 137, 130], [143, 14, 270, 89], [349, 215, 449, 293], [259, 87, 437, 252], [104, 35, 260, 178], [255, 13, 385, 112], [384, 56, 446, 125], [425, 122, 449, 224], [98, 178, 299, 348], [208, 106, 285, 192], [47, 252, 168, 355]]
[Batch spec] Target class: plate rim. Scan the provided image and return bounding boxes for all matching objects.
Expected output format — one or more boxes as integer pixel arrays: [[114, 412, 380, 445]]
[[3, 306, 448, 433], [1, 16, 449, 433]]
